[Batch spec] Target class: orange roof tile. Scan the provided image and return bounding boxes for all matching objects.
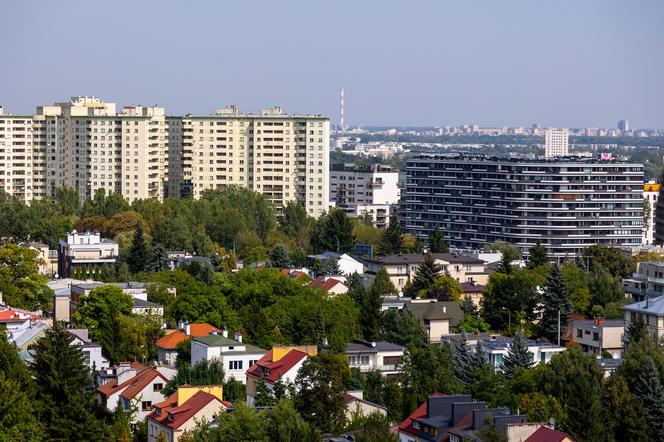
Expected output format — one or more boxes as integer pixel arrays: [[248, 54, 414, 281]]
[[155, 324, 221, 349], [120, 369, 168, 400], [246, 349, 308, 384], [147, 391, 231, 431]]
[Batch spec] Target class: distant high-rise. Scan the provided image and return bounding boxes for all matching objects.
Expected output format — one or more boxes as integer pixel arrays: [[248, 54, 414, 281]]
[[618, 119, 630, 133], [544, 128, 569, 157], [339, 86, 345, 131]]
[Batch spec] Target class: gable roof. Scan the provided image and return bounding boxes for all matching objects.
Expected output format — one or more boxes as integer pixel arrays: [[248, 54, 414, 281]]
[[369, 253, 485, 266], [97, 368, 167, 400], [525, 426, 575, 442], [345, 340, 405, 354], [246, 349, 308, 383], [155, 324, 221, 350], [0, 308, 39, 323], [344, 393, 388, 412], [459, 281, 486, 293], [623, 295, 664, 316], [147, 390, 230, 431], [309, 276, 347, 292], [404, 300, 464, 326]]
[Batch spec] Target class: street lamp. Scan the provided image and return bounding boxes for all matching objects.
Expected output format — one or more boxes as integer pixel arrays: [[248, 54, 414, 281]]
[[502, 307, 511, 331]]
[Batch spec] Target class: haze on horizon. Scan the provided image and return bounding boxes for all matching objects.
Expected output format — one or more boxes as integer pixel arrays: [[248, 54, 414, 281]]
[[1, 0, 662, 129]]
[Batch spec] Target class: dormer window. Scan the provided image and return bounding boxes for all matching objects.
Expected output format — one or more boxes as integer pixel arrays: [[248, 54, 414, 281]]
[[413, 421, 421, 429], [262, 367, 270, 376], [155, 408, 161, 416], [167, 413, 174, 422]]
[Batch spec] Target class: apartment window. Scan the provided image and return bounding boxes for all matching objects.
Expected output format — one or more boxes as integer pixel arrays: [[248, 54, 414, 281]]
[[592, 332, 599, 342], [229, 360, 243, 370], [141, 401, 152, 411], [153, 383, 163, 392], [576, 329, 582, 338], [383, 356, 401, 366]]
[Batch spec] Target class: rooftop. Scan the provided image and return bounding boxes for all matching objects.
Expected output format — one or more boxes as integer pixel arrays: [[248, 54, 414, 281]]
[[155, 324, 221, 350], [408, 152, 642, 166], [404, 300, 464, 325], [623, 295, 664, 316], [367, 252, 485, 265], [147, 390, 231, 431], [345, 340, 405, 353], [246, 348, 309, 383], [481, 337, 563, 350]]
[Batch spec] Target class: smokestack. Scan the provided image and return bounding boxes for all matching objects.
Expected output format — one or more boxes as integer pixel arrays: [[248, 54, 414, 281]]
[[340, 86, 345, 131]]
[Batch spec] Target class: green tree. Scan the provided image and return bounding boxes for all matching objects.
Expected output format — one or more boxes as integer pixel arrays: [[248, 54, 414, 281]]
[[518, 392, 565, 425], [371, 267, 397, 296], [501, 331, 532, 380], [30, 322, 106, 441], [377, 215, 404, 256], [347, 412, 398, 442], [632, 356, 664, 438], [54, 186, 80, 216], [268, 244, 291, 269], [223, 378, 246, 404], [295, 352, 351, 433], [527, 241, 548, 269], [625, 313, 647, 347], [278, 202, 313, 249], [312, 208, 355, 253], [428, 227, 449, 253], [269, 399, 319, 442], [539, 347, 608, 441], [582, 244, 636, 278], [149, 244, 169, 272], [588, 264, 624, 309], [460, 296, 479, 318], [0, 244, 53, 310], [540, 264, 571, 343], [346, 272, 367, 304], [381, 309, 428, 349], [362, 278, 385, 341], [127, 224, 150, 274], [254, 379, 276, 407], [480, 270, 542, 331], [430, 274, 461, 301], [405, 253, 441, 297], [602, 375, 650, 442], [162, 360, 226, 396], [322, 256, 341, 276]]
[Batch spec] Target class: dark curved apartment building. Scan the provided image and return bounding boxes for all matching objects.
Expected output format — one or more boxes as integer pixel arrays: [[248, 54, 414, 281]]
[[403, 154, 644, 258]]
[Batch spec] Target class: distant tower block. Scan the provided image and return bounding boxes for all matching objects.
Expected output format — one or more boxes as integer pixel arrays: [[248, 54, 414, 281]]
[[340, 86, 345, 131]]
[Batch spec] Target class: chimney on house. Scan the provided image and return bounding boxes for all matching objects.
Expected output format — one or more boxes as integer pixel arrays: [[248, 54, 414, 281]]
[[234, 331, 243, 343], [222, 329, 228, 338], [184, 322, 191, 336]]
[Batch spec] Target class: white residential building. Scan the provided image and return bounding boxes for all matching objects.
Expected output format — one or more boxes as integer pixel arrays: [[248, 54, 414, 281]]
[[67, 328, 110, 370], [643, 182, 659, 245], [623, 295, 664, 340], [571, 319, 624, 359], [544, 128, 569, 158], [191, 333, 266, 383], [345, 340, 405, 377], [330, 164, 400, 227], [479, 337, 565, 371], [308, 251, 364, 276], [57, 231, 118, 278]]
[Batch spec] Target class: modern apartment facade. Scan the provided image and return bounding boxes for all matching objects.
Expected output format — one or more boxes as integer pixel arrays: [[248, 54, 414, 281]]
[[643, 182, 659, 244], [623, 261, 664, 301], [403, 154, 644, 258], [0, 98, 329, 217], [330, 163, 400, 227]]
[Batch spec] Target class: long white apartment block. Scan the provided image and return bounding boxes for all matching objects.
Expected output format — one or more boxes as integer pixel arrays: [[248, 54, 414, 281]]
[[0, 98, 329, 216]]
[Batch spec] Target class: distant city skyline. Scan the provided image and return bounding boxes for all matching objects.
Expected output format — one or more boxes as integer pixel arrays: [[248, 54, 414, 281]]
[[1, 0, 663, 128]]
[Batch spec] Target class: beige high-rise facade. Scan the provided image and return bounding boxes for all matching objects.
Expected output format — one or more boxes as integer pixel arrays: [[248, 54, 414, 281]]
[[167, 106, 329, 217], [0, 98, 329, 216], [544, 128, 569, 158]]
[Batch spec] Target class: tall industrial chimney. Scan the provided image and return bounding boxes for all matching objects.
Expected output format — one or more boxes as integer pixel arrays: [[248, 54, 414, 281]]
[[340, 86, 345, 131]]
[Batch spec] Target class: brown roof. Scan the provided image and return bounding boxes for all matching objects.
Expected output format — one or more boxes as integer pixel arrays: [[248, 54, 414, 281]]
[[526, 426, 575, 442], [97, 368, 167, 400], [147, 391, 230, 431], [246, 349, 308, 384], [309, 276, 345, 292], [369, 253, 484, 265], [404, 300, 464, 326]]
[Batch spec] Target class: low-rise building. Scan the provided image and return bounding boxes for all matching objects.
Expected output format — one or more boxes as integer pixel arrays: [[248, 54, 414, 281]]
[[403, 299, 464, 342], [364, 253, 488, 294], [245, 345, 317, 405], [398, 393, 527, 442], [623, 261, 664, 302], [19, 242, 58, 277], [345, 340, 405, 377], [156, 322, 221, 366], [309, 276, 349, 296], [623, 295, 664, 340], [344, 390, 387, 422], [308, 251, 365, 276], [146, 386, 231, 442], [571, 318, 624, 359], [191, 332, 266, 384], [97, 367, 171, 424], [57, 231, 118, 278], [479, 337, 565, 372], [68, 328, 110, 370], [0, 307, 39, 338], [459, 281, 485, 308]]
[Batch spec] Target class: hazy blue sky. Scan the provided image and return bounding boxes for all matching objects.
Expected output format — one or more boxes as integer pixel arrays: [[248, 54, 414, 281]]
[[2, 0, 663, 128]]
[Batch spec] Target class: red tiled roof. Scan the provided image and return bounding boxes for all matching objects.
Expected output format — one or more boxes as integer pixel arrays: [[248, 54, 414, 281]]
[[281, 268, 308, 279], [155, 324, 221, 349], [246, 349, 309, 383], [309, 276, 344, 292], [97, 368, 167, 400], [398, 393, 445, 437], [526, 426, 575, 442], [0, 309, 39, 322], [147, 391, 229, 431]]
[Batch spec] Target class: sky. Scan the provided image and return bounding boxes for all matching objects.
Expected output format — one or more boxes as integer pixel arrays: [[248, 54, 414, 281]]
[[1, 0, 663, 128]]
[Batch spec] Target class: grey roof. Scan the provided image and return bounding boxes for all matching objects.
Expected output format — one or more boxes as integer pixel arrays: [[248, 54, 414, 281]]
[[404, 300, 464, 326], [193, 335, 266, 354], [481, 337, 562, 350], [308, 251, 342, 260], [132, 298, 162, 309], [112, 282, 147, 290], [72, 282, 105, 290], [598, 358, 623, 369], [368, 253, 485, 265], [11, 322, 49, 348], [623, 295, 664, 316], [68, 328, 91, 343], [345, 340, 404, 353], [573, 319, 625, 328]]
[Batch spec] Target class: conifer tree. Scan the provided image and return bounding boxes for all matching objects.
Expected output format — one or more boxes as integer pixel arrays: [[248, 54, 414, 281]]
[[254, 379, 276, 407], [371, 267, 397, 296], [527, 241, 548, 269], [602, 375, 650, 442], [632, 356, 664, 438], [501, 331, 532, 380], [428, 227, 449, 253], [540, 264, 571, 343], [497, 252, 513, 274], [461, 295, 479, 318], [127, 224, 149, 274], [30, 321, 106, 441], [405, 253, 441, 297], [625, 313, 647, 346], [378, 215, 404, 256]]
